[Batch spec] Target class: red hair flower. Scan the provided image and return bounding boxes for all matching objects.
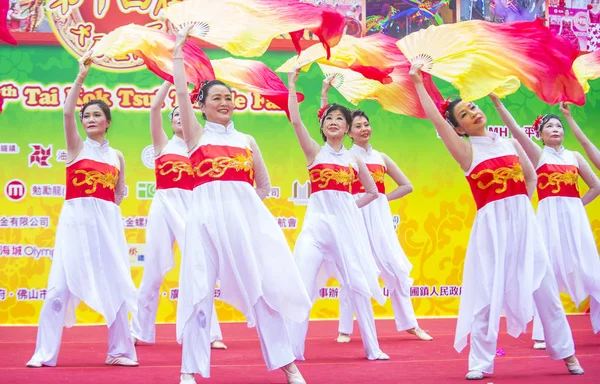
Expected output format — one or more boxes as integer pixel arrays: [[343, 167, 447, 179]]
[[189, 83, 201, 105], [317, 104, 329, 122], [532, 115, 544, 131], [439, 98, 451, 117]]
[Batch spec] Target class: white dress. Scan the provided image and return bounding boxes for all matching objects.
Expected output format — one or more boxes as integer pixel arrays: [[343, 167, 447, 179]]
[[454, 133, 550, 352], [132, 135, 223, 343], [177, 121, 312, 340], [49, 138, 137, 327], [299, 143, 384, 303], [349, 144, 413, 295], [534, 146, 600, 333]]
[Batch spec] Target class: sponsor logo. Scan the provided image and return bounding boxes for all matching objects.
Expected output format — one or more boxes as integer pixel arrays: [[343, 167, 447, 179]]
[[5, 179, 26, 201]]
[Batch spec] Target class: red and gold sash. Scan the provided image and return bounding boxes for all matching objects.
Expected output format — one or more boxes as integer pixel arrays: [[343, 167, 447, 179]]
[[155, 154, 194, 191], [467, 155, 528, 210], [66, 159, 119, 203], [536, 163, 579, 201], [352, 163, 386, 195], [309, 163, 355, 194], [190, 144, 254, 188]]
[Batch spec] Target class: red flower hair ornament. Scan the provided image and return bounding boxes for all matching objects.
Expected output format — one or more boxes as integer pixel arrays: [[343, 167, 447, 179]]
[[317, 104, 332, 125], [532, 115, 546, 131]]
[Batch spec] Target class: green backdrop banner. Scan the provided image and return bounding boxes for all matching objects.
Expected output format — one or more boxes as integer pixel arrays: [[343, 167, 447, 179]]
[[1, 45, 599, 324]]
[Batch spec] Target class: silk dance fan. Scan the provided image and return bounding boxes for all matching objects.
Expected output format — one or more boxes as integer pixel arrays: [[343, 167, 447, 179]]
[[397, 19, 585, 105], [276, 34, 410, 84], [573, 50, 600, 93], [160, 0, 345, 58], [316, 63, 443, 119]]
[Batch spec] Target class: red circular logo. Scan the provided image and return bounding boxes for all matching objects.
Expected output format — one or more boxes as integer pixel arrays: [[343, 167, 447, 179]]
[[5, 179, 27, 202]]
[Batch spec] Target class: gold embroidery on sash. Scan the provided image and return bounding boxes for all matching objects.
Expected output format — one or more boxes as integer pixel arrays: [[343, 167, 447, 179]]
[[310, 166, 355, 190], [158, 161, 194, 182], [470, 163, 524, 193], [72, 169, 118, 194], [538, 170, 579, 193], [195, 147, 254, 179]]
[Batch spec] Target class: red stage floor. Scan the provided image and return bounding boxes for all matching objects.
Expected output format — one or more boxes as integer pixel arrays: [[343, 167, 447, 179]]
[[1, 315, 598, 383]]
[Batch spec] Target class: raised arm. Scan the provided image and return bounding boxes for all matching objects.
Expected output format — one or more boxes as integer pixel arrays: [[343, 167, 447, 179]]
[[64, 51, 93, 163], [150, 80, 171, 155], [355, 156, 379, 208], [320, 74, 335, 108], [560, 103, 600, 170], [381, 153, 413, 201], [574, 152, 600, 206], [510, 139, 537, 198], [248, 135, 271, 200], [409, 63, 472, 172], [287, 69, 322, 165], [115, 150, 127, 206], [489, 93, 542, 167], [173, 26, 203, 151]]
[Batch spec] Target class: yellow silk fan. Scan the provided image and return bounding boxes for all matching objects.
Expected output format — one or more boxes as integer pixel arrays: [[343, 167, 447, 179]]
[[275, 43, 327, 73], [316, 63, 428, 118], [396, 23, 475, 84], [573, 51, 600, 93], [160, 0, 267, 56]]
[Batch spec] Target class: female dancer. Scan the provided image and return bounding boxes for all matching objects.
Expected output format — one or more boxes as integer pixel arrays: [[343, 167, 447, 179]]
[[173, 27, 311, 384], [489, 94, 600, 349], [26, 51, 138, 368], [560, 102, 600, 170], [317, 77, 432, 343], [131, 81, 226, 350], [287, 68, 389, 361], [409, 63, 583, 380]]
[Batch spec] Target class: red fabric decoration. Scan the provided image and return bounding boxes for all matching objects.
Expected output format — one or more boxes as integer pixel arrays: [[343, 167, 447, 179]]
[[439, 99, 452, 117], [317, 105, 329, 122], [532, 115, 544, 131]]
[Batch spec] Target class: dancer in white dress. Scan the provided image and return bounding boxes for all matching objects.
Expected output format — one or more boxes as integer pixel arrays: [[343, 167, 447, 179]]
[[316, 77, 433, 343], [131, 81, 226, 350], [287, 69, 389, 361], [339, 109, 434, 343], [560, 102, 600, 170], [410, 63, 584, 380], [490, 94, 600, 350], [173, 27, 312, 384], [26, 51, 138, 368]]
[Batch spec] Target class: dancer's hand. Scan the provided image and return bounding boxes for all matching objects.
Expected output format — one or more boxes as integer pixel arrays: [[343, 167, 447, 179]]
[[78, 50, 93, 78], [174, 24, 194, 52], [559, 102, 572, 118], [409, 63, 424, 84], [488, 93, 500, 103], [322, 74, 335, 95], [288, 68, 301, 88]]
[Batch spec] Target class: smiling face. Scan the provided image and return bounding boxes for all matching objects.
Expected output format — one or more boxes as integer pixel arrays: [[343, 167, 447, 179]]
[[449, 101, 487, 137], [321, 108, 350, 142], [80, 103, 111, 140], [539, 117, 564, 147], [199, 84, 234, 126], [348, 115, 371, 146]]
